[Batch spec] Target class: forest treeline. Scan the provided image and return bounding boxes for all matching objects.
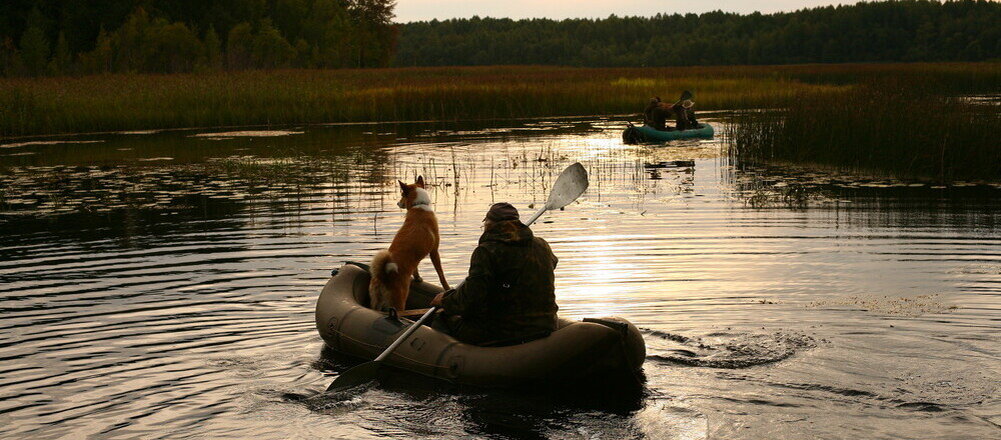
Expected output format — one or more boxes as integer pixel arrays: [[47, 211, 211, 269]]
[[2, 1, 1000, 77], [0, 0, 396, 76], [397, 1, 1001, 67]]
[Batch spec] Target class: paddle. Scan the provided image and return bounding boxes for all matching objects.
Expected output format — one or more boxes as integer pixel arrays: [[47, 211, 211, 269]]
[[326, 162, 589, 392], [672, 90, 693, 107], [524, 162, 589, 225]]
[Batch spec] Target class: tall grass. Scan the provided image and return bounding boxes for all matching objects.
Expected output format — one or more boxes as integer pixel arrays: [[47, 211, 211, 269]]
[[728, 82, 1001, 182], [2, 63, 998, 138]]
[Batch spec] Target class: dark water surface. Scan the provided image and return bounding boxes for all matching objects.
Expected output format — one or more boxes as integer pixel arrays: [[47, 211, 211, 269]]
[[2, 118, 999, 439]]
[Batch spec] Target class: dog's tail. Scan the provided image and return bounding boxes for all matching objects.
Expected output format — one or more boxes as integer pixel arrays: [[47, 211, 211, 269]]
[[370, 250, 398, 279], [369, 250, 397, 309]]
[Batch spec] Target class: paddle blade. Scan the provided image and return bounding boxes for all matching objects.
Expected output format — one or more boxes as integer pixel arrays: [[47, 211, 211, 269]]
[[326, 361, 380, 392], [545, 162, 589, 210]]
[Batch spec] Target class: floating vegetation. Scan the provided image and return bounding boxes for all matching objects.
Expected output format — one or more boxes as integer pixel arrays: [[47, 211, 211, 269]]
[[0, 130, 676, 221], [721, 159, 1001, 210], [191, 130, 305, 138], [0, 156, 341, 219], [807, 294, 957, 317], [0, 139, 104, 149]]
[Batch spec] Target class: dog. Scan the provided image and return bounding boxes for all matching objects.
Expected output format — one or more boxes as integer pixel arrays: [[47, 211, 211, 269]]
[[369, 176, 450, 312]]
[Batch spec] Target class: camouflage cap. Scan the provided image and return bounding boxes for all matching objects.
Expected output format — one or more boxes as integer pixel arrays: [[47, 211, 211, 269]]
[[484, 202, 520, 222]]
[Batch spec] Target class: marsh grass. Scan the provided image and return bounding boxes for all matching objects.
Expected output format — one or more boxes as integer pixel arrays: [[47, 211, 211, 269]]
[[3, 63, 998, 138], [728, 82, 1001, 182]]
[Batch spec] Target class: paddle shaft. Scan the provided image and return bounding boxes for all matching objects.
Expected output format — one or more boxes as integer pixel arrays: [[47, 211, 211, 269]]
[[672, 90, 694, 107], [375, 306, 437, 362], [524, 206, 548, 227]]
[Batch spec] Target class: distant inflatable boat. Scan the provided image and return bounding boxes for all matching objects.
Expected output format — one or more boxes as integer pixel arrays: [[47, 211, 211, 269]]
[[623, 123, 714, 144], [315, 263, 646, 388]]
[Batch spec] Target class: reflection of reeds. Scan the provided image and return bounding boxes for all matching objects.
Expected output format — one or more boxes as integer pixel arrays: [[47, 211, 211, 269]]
[[209, 155, 301, 182], [740, 182, 836, 210], [3, 63, 997, 138], [727, 82, 1001, 182]]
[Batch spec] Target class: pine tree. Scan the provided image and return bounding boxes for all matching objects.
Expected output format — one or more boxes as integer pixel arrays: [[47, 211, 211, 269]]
[[80, 28, 113, 73], [142, 19, 204, 73], [348, 0, 398, 68], [49, 32, 72, 75], [226, 23, 254, 70], [114, 8, 151, 72], [204, 26, 223, 70], [293, 38, 311, 67], [305, 0, 353, 67], [0, 38, 23, 76], [19, 26, 50, 76], [251, 19, 294, 68]]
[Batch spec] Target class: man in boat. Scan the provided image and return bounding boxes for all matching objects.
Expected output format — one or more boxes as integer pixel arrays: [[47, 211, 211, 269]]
[[643, 97, 672, 131], [429, 202, 559, 346]]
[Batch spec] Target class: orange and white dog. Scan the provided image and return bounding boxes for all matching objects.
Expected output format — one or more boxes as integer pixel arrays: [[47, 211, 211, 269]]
[[369, 176, 450, 312]]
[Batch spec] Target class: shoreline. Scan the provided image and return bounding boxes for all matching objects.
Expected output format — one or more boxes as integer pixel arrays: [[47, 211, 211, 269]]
[[0, 111, 747, 143]]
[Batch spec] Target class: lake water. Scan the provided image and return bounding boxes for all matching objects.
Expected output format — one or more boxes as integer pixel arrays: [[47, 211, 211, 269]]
[[1, 117, 999, 439]]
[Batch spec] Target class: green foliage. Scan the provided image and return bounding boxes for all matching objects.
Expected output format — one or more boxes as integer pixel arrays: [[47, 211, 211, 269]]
[[302, 0, 353, 67], [19, 26, 49, 76], [349, 0, 398, 67], [226, 23, 255, 70], [203, 26, 223, 70], [251, 20, 295, 69], [397, 1, 1001, 67], [0, 38, 22, 76], [293, 38, 311, 67], [79, 28, 114, 73], [0, 0, 397, 76], [110, 7, 149, 72], [49, 32, 72, 75], [142, 19, 204, 73]]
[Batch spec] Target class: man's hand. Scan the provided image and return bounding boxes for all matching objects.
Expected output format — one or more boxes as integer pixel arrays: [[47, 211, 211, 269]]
[[430, 289, 455, 307], [430, 292, 445, 307]]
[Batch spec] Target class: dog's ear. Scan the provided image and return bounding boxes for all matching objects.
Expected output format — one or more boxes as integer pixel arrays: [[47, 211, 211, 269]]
[[398, 180, 408, 193], [416, 175, 425, 188]]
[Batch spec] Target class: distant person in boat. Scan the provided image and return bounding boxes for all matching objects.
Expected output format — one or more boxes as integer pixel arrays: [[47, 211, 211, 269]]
[[671, 93, 699, 131], [429, 202, 559, 346], [643, 97, 672, 131]]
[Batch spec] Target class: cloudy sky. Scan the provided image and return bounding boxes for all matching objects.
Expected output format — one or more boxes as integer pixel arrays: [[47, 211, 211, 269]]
[[394, 1, 871, 22]]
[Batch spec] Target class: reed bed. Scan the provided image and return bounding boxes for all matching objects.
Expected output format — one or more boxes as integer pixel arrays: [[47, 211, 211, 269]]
[[3, 63, 998, 138], [727, 83, 1001, 182]]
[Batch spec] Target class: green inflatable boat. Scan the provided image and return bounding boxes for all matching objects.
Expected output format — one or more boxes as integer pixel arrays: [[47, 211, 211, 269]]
[[315, 263, 646, 388], [622, 123, 714, 144]]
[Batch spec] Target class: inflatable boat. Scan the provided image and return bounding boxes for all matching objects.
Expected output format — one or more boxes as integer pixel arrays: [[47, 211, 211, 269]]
[[622, 123, 714, 144], [315, 263, 646, 388]]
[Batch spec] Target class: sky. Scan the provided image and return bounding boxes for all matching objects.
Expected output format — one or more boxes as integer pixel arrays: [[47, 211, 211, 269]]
[[394, 1, 872, 22]]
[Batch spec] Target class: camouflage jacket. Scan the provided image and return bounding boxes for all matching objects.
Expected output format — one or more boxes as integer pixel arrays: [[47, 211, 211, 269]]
[[441, 222, 559, 343]]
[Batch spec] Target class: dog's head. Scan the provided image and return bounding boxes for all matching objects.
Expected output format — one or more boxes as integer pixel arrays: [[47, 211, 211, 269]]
[[397, 176, 430, 210]]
